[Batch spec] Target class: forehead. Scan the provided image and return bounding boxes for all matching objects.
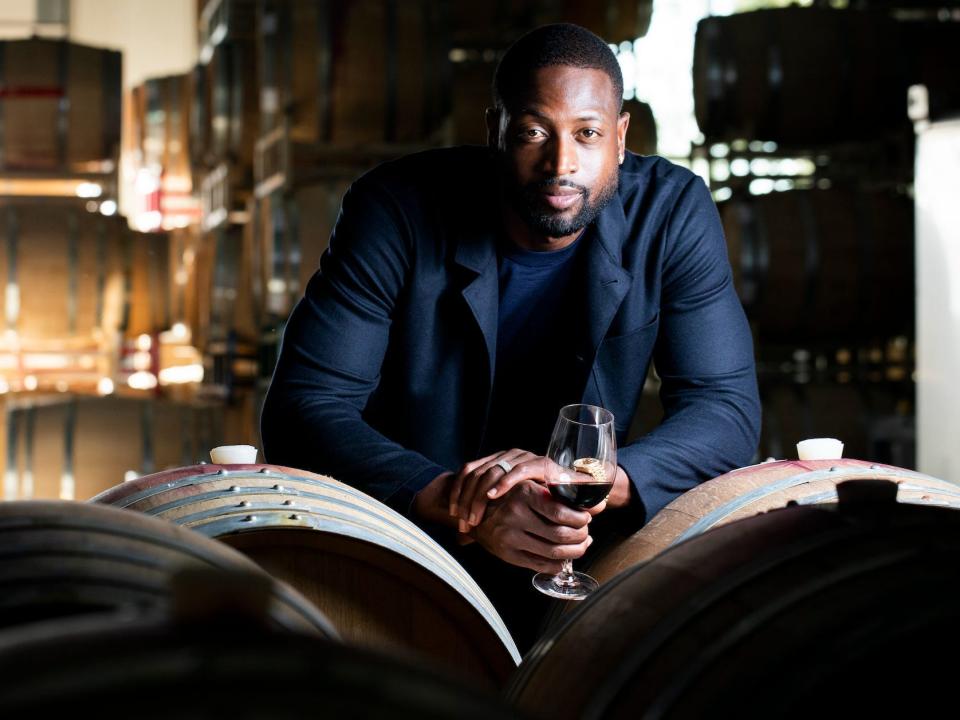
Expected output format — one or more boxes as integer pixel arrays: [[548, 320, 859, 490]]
[[509, 65, 619, 118]]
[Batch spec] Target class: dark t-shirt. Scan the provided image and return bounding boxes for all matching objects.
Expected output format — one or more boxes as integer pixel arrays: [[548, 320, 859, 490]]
[[483, 233, 585, 456]]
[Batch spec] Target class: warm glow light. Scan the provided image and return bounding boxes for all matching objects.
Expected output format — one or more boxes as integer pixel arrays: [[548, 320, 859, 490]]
[[5, 284, 19, 325], [133, 351, 152, 371], [730, 159, 750, 177], [100, 200, 118, 216], [749, 178, 775, 195], [124, 470, 139, 482], [0, 378, 8, 394], [23, 375, 37, 391], [98, 377, 115, 395], [20, 471, 33, 500], [134, 211, 163, 233], [135, 167, 161, 194], [127, 371, 158, 390], [22, 353, 70, 370], [56, 380, 69, 392], [2, 469, 15, 501], [136, 334, 153, 352], [75, 182, 102, 198], [60, 472, 75, 500], [172, 322, 189, 339], [158, 363, 204, 385]]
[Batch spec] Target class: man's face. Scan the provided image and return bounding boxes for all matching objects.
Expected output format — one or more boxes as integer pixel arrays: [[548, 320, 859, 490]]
[[490, 65, 629, 245]]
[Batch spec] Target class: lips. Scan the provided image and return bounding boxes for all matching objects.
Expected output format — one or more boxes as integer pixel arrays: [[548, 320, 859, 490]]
[[540, 188, 583, 210]]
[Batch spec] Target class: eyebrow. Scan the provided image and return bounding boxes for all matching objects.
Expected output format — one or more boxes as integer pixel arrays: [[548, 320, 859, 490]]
[[516, 108, 606, 123]]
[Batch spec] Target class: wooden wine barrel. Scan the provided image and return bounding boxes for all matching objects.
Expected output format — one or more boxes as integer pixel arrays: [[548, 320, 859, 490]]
[[585, 459, 960, 586], [0, 37, 121, 171], [252, 179, 351, 321], [450, 0, 653, 48], [758, 379, 914, 465], [0, 500, 335, 636], [4, 396, 219, 501], [0, 203, 127, 341], [623, 98, 657, 156], [188, 63, 211, 170], [510, 484, 960, 718], [126, 228, 173, 337], [206, 223, 257, 343], [208, 38, 258, 168], [92, 463, 522, 687], [720, 187, 914, 342], [131, 73, 192, 182], [199, 0, 256, 48], [257, 0, 449, 146], [0, 613, 519, 719], [693, 8, 907, 146], [557, 0, 653, 44]]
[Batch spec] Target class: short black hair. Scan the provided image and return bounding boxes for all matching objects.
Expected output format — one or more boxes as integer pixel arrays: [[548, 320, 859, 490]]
[[492, 23, 624, 114]]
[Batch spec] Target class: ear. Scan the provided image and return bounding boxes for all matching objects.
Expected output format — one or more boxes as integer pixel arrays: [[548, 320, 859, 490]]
[[617, 111, 631, 164], [485, 106, 502, 150]]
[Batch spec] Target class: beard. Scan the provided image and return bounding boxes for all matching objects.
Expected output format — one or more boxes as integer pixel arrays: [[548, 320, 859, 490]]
[[506, 169, 620, 238]]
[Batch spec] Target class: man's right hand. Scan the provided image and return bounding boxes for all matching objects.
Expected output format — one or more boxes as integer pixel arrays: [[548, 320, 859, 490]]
[[466, 479, 594, 574]]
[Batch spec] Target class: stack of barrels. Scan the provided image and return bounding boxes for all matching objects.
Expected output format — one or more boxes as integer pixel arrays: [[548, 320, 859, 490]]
[[0, 35, 218, 502], [6, 452, 960, 715], [248, 0, 453, 417], [0, 498, 520, 717], [689, 5, 960, 465]]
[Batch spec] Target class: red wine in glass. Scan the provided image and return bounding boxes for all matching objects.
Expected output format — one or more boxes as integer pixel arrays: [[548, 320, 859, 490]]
[[533, 406, 616, 601]]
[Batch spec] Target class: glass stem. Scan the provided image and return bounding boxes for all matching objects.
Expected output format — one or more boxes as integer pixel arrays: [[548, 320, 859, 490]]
[[555, 560, 577, 587]]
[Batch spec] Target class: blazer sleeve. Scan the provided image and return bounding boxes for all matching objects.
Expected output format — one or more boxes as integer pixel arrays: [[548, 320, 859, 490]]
[[260, 176, 447, 514], [618, 176, 761, 524]]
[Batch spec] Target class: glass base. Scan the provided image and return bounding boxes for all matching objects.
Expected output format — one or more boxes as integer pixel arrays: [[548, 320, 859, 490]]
[[532, 570, 599, 600]]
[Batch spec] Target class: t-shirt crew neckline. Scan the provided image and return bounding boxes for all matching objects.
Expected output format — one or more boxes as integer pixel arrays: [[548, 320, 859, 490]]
[[498, 229, 586, 267]]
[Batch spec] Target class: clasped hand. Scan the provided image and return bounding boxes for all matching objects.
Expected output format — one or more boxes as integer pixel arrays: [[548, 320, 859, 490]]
[[447, 449, 607, 574]]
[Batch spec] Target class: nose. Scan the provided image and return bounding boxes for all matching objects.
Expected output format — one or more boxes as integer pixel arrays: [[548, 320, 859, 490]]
[[543, 134, 578, 176]]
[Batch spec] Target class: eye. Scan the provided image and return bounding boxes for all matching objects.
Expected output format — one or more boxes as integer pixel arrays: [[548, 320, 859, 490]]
[[580, 128, 602, 140], [519, 127, 546, 140]]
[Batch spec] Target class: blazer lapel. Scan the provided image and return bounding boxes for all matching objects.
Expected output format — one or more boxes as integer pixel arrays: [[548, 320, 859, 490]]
[[583, 199, 633, 361], [455, 229, 499, 392], [453, 189, 633, 411]]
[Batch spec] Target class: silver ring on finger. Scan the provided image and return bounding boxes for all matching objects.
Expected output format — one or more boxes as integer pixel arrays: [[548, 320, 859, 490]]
[[495, 458, 513, 473]]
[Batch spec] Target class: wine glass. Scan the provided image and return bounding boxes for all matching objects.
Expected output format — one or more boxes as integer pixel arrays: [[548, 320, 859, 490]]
[[533, 403, 616, 600]]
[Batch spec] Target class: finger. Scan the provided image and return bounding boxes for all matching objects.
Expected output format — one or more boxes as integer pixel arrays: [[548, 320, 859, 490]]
[[517, 531, 593, 563], [529, 491, 593, 529], [461, 457, 515, 525], [526, 521, 590, 546], [448, 470, 465, 517], [586, 499, 608, 516], [449, 451, 499, 515], [486, 457, 549, 501], [462, 450, 530, 525]]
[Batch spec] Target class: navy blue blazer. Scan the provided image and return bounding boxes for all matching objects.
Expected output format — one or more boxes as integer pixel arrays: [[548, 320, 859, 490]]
[[261, 147, 761, 525]]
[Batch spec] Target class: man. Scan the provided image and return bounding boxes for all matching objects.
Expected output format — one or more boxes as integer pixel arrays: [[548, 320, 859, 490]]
[[262, 24, 760, 651]]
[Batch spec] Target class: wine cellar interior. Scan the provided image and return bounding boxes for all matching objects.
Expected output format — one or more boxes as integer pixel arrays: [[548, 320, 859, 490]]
[[0, 0, 959, 715]]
